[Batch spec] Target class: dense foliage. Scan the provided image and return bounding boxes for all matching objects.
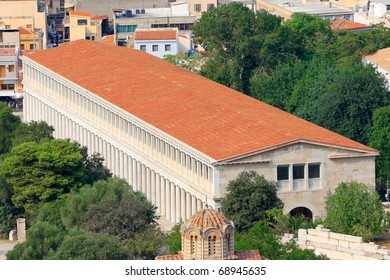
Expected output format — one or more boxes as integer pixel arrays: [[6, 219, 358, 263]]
[[325, 182, 390, 241], [7, 178, 165, 260], [369, 105, 390, 199], [0, 102, 21, 154], [235, 221, 327, 260], [221, 171, 283, 232]]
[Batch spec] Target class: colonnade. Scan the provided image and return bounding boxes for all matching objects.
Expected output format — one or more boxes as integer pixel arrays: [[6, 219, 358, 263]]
[[24, 91, 205, 225]]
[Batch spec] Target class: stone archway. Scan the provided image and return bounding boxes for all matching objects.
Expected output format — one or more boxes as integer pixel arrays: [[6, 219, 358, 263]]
[[289, 207, 313, 220]]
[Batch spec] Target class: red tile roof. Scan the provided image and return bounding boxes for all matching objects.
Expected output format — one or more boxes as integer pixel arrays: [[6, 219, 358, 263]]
[[233, 250, 262, 260], [19, 26, 34, 35], [185, 208, 231, 231], [91, 15, 108, 21], [135, 29, 177, 41], [102, 35, 115, 46], [24, 40, 377, 161], [365, 47, 390, 72], [330, 18, 370, 31], [155, 254, 184, 260], [69, 11, 92, 17]]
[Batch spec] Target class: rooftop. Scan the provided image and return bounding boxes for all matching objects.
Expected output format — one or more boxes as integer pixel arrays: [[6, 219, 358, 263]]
[[365, 47, 390, 71], [24, 40, 376, 161], [184, 208, 231, 232], [134, 29, 177, 41], [330, 18, 371, 30], [69, 10, 92, 17], [260, 0, 353, 15]]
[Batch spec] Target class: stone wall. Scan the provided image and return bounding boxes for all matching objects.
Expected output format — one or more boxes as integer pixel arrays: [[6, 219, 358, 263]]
[[284, 225, 390, 260]]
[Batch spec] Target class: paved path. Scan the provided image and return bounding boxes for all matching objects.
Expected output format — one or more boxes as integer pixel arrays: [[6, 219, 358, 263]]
[[0, 240, 16, 260]]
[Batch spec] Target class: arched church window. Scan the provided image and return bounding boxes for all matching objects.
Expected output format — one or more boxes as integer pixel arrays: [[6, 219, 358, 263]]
[[208, 236, 216, 255]]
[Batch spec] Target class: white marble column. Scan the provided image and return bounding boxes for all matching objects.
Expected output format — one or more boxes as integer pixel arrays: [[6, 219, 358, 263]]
[[186, 192, 192, 219], [176, 185, 181, 222], [181, 188, 186, 221], [156, 173, 161, 215], [151, 170, 156, 205], [165, 179, 171, 221], [191, 195, 197, 215], [171, 182, 176, 223]]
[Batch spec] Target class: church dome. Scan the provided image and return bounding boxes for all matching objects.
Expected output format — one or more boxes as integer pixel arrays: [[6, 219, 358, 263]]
[[184, 208, 232, 232]]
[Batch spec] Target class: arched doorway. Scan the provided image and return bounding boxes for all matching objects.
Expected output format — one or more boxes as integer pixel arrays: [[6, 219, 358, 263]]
[[290, 207, 313, 220]]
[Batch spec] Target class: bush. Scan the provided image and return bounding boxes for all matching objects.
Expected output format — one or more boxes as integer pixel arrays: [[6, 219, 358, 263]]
[[325, 182, 389, 241]]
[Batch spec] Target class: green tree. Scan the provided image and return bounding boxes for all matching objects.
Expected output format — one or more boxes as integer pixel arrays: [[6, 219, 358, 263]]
[[234, 221, 327, 260], [165, 222, 182, 254], [79, 145, 112, 185], [221, 171, 283, 232], [0, 101, 21, 154], [325, 182, 389, 241], [11, 121, 54, 147], [369, 105, 390, 198], [6, 221, 65, 260], [53, 230, 128, 260], [0, 139, 87, 216]]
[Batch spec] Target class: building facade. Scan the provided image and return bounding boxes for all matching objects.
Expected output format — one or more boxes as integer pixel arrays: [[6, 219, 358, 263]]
[[0, 0, 47, 49], [363, 47, 390, 90], [134, 29, 179, 59], [22, 40, 377, 226], [0, 29, 19, 98]]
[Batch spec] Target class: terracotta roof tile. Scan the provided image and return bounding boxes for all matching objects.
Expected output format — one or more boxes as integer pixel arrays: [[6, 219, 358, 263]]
[[233, 250, 262, 260], [91, 15, 108, 21], [135, 29, 177, 41], [24, 40, 377, 161], [69, 10, 92, 17], [156, 254, 184, 260], [330, 18, 370, 31], [19, 26, 34, 35], [102, 35, 115, 46], [365, 47, 390, 72], [185, 208, 231, 231]]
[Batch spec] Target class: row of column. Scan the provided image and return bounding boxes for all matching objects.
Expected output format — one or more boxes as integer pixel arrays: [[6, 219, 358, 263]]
[[25, 92, 205, 224]]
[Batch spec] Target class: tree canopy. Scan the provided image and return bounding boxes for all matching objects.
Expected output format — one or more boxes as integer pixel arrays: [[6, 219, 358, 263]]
[[221, 171, 283, 232], [0, 139, 87, 215], [324, 182, 390, 241], [0, 101, 21, 155]]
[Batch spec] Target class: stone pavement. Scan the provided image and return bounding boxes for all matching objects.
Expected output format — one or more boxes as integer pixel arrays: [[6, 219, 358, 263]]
[[0, 240, 16, 260]]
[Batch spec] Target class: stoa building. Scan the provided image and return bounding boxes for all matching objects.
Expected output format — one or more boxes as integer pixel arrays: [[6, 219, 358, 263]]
[[21, 40, 377, 225]]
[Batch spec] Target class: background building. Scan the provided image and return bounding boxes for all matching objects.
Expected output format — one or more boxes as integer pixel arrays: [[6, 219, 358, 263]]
[[0, 0, 47, 49], [0, 29, 20, 99], [22, 40, 377, 226], [134, 29, 179, 58]]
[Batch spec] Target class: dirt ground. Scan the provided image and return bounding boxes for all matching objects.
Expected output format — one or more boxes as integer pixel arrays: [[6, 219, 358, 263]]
[[374, 232, 390, 249], [0, 240, 16, 260]]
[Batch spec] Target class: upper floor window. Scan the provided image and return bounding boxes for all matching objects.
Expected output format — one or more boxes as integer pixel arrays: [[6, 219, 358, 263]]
[[152, 45, 158, 52], [140, 45, 146, 51], [293, 164, 304, 180], [309, 163, 320, 179], [165, 44, 171, 52], [194, 4, 202, 12], [117, 25, 137, 33], [277, 165, 289, 181], [207, 4, 215, 10], [77, 19, 87, 25]]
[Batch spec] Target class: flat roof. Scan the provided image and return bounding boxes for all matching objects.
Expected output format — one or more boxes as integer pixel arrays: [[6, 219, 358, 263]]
[[24, 40, 376, 160]]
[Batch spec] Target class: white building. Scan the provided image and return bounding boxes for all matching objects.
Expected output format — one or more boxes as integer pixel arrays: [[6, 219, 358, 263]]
[[134, 29, 179, 59], [363, 47, 390, 90], [22, 40, 377, 226]]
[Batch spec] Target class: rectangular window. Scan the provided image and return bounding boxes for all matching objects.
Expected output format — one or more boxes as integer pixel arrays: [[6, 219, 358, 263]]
[[207, 4, 215, 10], [26, 24, 32, 30], [77, 19, 88, 25], [277, 166, 289, 180], [5, 25, 10, 29], [309, 164, 320, 178], [20, 44, 25, 50], [0, 65, 5, 77], [117, 25, 137, 33], [9, 65, 15, 72], [30, 44, 34, 50], [140, 45, 146, 51], [194, 4, 202, 12], [293, 165, 304, 179], [165, 44, 171, 52], [152, 45, 158, 52], [1, 84, 7, 90]]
